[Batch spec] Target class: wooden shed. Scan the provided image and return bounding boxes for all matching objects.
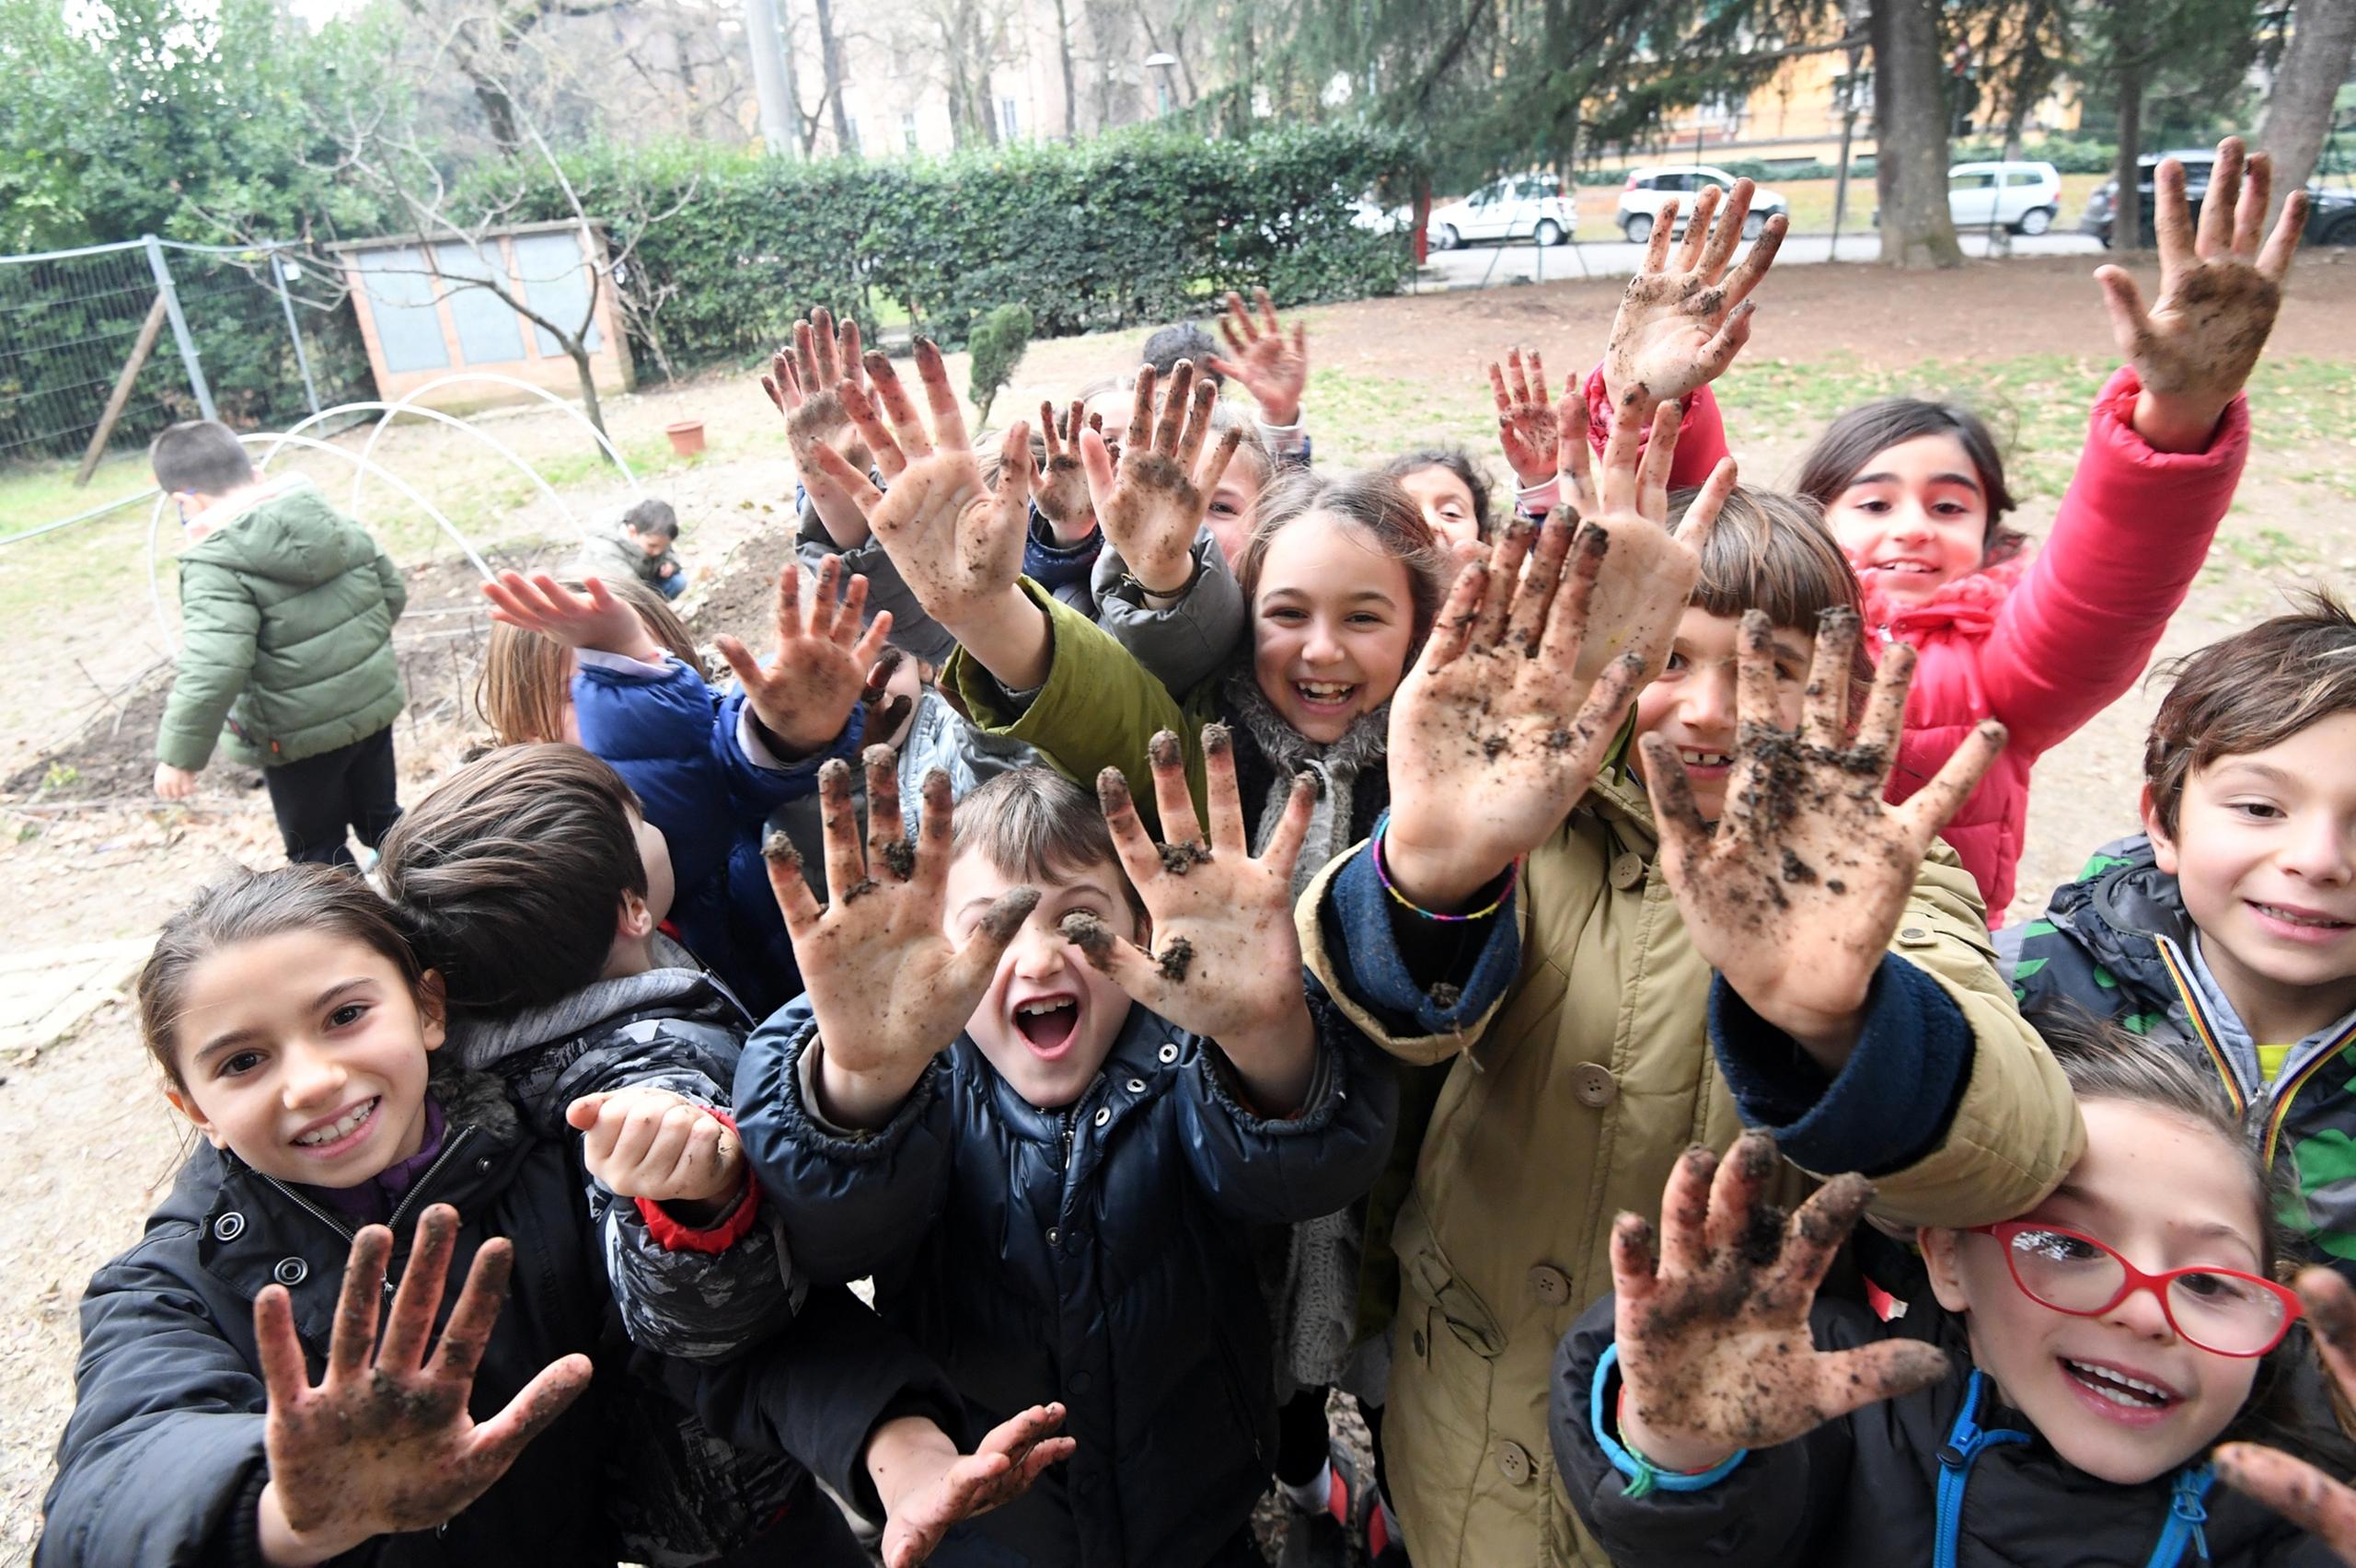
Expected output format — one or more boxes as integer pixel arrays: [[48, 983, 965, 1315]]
[[329, 221, 634, 410]]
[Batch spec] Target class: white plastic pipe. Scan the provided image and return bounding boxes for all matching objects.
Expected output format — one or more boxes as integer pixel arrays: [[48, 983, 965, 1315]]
[[347, 373, 643, 512], [260, 398, 594, 546]]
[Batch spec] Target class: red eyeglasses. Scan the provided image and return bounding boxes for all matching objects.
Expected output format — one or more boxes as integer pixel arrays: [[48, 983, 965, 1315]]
[[1966, 1222, 2303, 1358]]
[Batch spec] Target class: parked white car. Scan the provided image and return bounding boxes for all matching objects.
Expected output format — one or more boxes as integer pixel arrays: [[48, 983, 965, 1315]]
[[1948, 161, 2062, 235], [1616, 166, 1788, 243], [1427, 174, 1576, 248]]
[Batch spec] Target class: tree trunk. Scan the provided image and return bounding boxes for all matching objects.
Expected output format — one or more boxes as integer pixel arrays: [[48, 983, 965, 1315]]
[[565, 340, 610, 445], [1053, 0, 1078, 138], [814, 0, 854, 153], [1871, 0, 1967, 269], [2256, 0, 2356, 223], [2111, 52, 2145, 254]]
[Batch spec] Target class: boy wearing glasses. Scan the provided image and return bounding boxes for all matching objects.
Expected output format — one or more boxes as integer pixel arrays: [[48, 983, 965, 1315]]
[[2012, 594, 2356, 1280]]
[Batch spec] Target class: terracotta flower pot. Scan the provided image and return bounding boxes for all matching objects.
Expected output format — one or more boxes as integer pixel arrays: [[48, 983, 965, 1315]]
[[664, 421, 707, 457]]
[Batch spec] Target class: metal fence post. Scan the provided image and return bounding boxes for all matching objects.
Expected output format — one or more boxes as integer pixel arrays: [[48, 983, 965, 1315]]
[[142, 234, 214, 421], [268, 248, 322, 417]]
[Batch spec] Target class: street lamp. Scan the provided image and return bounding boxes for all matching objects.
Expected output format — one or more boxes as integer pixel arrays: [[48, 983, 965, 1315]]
[[1145, 52, 1178, 118]]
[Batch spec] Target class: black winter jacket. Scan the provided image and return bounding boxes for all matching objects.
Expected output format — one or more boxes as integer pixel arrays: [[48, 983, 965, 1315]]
[[1552, 1291, 2343, 1568], [736, 991, 1401, 1568]]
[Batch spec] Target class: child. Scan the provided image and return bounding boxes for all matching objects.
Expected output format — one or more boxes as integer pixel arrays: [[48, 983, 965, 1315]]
[[1381, 445, 1493, 549], [1639, 140, 2307, 921], [2010, 594, 2356, 1276], [149, 420, 407, 868], [1552, 1020, 2352, 1565], [734, 741, 1402, 1567], [577, 498, 687, 600], [43, 866, 605, 1565], [1294, 411, 2084, 1568], [479, 561, 879, 1013]]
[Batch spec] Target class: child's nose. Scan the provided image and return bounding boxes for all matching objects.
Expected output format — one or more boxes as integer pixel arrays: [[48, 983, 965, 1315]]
[[2100, 1281, 2178, 1342], [1301, 622, 1345, 663], [1685, 667, 1737, 733], [2278, 816, 2356, 885], [281, 1043, 347, 1109]]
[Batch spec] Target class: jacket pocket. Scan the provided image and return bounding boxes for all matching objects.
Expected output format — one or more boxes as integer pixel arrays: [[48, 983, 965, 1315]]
[[1396, 1200, 1504, 1361]]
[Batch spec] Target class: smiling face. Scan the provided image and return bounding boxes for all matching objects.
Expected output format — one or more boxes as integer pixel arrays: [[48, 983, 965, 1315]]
[[1396, 463, 1482, 550], [1204, 460, 1267, 569], [1631, 607, 1813, 823], [1822, 433, 1990, 606], [1922, 1098, 2270, 1485], [2144, 712, 2356, 1043], [164, 929, 444, 1189], [1251, 512, 1419, 744], [945, 847, 1138, 1110]]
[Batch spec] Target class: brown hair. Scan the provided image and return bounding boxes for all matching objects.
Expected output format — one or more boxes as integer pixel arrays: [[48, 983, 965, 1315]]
[[623, 498, 679, 539], [137, 865, 429, 1089], [2143, 591, 2356, 840], [475, 577, 701, 747], [1237, 469, 1450, 651], [1671, 483, 1876, 702], [150, 419, 257, 497], [1794, 398, 2029, 568], [375, 744, 648, 1014], [951, 767, 1145, 926]]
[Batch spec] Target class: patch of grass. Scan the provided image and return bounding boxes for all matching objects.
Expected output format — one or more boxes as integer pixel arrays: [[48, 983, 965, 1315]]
[[2223, 527, 2316, 572], [0, 452, 159, 541]]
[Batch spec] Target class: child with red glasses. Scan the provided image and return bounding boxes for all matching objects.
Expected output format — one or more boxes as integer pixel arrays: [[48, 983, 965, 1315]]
[[1550, 1014, 2356, 1566]]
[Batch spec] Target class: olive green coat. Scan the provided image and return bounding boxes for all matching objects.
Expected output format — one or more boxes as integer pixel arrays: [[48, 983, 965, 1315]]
[[1296, 766, 2085, 1568], [156, 481, 407, 771]]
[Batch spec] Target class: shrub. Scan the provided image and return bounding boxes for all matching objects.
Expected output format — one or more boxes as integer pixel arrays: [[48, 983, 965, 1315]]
[[967, 303, 1033, 423]]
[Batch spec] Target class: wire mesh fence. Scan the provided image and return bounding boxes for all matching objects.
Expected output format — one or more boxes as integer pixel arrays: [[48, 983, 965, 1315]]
[[0, 238, 372, 468]]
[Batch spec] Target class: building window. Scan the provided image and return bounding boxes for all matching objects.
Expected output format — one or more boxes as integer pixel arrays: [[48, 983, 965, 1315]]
[[902, 110, 919, 153], [998, 95, 1020, 141]]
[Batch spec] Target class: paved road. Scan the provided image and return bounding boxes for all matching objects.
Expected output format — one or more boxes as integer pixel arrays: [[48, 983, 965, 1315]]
[[1417, 228, 2104, 289]]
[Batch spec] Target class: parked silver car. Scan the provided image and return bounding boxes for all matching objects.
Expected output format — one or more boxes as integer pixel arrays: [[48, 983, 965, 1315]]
[[1948, 161, 2062, 235], [1616, 165, 1788, 243]]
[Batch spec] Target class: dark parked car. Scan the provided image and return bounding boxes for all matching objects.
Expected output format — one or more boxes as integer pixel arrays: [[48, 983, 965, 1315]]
[[2080, 149, 2356, 247]]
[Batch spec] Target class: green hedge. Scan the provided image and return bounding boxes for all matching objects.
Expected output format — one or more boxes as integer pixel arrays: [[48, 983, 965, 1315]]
[[484, 124, 1425, 375]]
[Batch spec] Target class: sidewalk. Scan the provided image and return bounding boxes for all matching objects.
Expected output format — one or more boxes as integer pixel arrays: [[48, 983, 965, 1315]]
[[0, 938, 149, 1055]]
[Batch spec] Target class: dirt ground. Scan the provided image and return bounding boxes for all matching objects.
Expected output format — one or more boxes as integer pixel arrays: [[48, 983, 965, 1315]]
[[2, 250, 2351, 1560]]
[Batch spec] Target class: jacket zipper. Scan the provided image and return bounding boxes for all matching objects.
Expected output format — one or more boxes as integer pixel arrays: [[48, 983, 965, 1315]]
[[258, 1126, 479, 1295]]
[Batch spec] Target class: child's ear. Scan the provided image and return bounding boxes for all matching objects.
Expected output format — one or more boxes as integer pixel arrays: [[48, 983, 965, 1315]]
[[1918, 1226, 1972, 1315], [417, 969, 449, 1054], [162, 1083, 229, 1150], [2139, 784, 2181, 875], [617, 890, 655, 943]]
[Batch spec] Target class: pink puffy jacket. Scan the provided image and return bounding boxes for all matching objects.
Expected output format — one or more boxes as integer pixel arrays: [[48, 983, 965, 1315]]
[[1586, 363, 2250, 921]]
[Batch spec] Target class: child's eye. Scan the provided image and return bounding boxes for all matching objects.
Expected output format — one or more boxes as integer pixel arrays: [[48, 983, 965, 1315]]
[[1661, 651, 1689, 674], [2229, 801, 2287, 821], [219, 1051, 265, 1078], [1346, 612, 1388, 628], [1264, 606, 1307, 624], [327, 1002, 369, 1029]]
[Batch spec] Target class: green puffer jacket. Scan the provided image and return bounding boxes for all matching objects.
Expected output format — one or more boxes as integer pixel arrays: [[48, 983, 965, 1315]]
[[156, 480, 407, 771]]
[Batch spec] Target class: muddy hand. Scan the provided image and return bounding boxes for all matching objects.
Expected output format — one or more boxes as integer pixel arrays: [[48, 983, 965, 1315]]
[[715, 557, 894, 757], [1604, 178, 1784, 413], [1488, 346, 1562, 487], [877, 1403, 1076, 1568], [1639, 608, 2006, 1063], [767, 754, 1036, 1127], [1034, 398, 1103, 541], [762, 306, 869, 467], [1611, 1135, 1948, 1471], [255, 1205, 592, 1558], [1080, 361, 1241, 595], [2217, 1268, 2356, 1560], [1207, 286, 1308, 426]]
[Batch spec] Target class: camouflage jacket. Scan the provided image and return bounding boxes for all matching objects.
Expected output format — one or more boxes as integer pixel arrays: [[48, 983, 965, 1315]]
[[2009, 835, 2356, 1276]]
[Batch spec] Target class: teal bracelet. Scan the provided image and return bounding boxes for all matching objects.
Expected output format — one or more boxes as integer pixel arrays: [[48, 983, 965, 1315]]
[[1590, 1344, 1748, 1496]]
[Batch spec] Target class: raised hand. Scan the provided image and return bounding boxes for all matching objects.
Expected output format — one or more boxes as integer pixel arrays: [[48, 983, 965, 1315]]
[[2096, 137, 2306, 452], [1207, 287, 1308, 426], [1068, 725, 1318, 1111], [2217, 1268, 2356, 1559], [1555, 394, 1727, 685], [1488, 346, 1562, 487], [564, 1084, 739, 1207], [761, 306, 867, 468], [1079, 362, 1243, 596], [1638, 608, 2007, 1064], [482, 571, 665, 663], [1380, 437, 1730, 912], [816, 340, 1035, 642], [872, 1403, 1077, 1568], [1034, 399, 1103, 544], [254, 1205, 593, 1564], [766, 749, 1038, 1129], [714, 556, 893, 757], [1603, 178, 1785, 414], [1611, 1134, 1951, 1471]]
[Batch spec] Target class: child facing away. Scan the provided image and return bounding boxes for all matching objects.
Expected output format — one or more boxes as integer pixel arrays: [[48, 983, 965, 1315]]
[[733, 743, 1403, 1568], [575, 497, 687, 600], [1293, 403, 2084, 1567], [2011, 594, 2356, 1279], [149, 421, 408, 868], [1552, 1019, 2355, 1566]]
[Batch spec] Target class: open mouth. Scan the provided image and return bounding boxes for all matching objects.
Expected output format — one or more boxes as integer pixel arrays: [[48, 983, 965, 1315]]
[[1868, 559, 1942, 579], [1012, 995, 1080, 1058], [1292, 680, 1358, 713], [292, 1095, 380, 1154], [2250, 901, 2354, 933], [1677, 748, 1732, 775], [2060, 1356, 2181, 1424]]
